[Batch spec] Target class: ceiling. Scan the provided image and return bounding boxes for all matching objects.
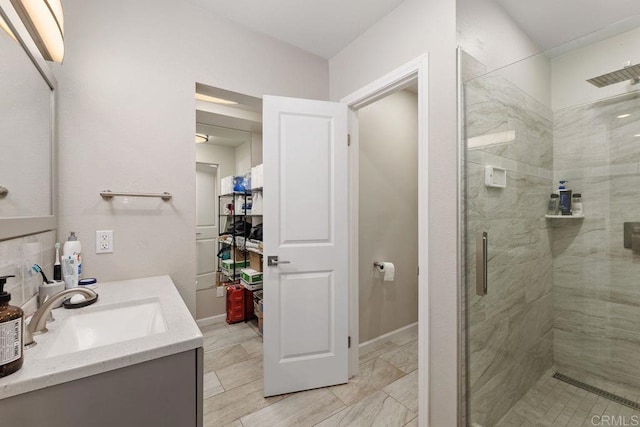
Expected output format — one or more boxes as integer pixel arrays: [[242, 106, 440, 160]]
[[188, 0, 405, 59], [495, 0, 640, 51], [196, 124, 252, 147]]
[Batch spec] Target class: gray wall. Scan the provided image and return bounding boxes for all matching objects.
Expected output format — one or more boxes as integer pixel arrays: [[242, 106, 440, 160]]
[[330, 0, 458, 422], [358, 89, 418, 344], [464, 52, 554, 426], [549, 24, 640, 398], [552, 92, 640, 395], [54, 0, 329, 316]]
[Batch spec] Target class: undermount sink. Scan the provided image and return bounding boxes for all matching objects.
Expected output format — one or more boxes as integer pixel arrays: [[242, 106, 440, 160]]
[[45, 299, 167, 358]]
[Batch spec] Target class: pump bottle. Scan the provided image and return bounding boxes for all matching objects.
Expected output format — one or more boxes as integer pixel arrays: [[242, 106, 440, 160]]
[[0, 275, 24, 377]]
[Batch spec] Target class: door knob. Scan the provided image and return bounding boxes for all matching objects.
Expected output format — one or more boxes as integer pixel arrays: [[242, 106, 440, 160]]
[[267, 256, 291, 266]]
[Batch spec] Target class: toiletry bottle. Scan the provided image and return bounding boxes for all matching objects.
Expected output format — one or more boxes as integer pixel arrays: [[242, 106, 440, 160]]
[[63, 232, 82, 278], [0, 275, 23, 378], [53, 242, 61, 281], [558, 181, 572, 215], [547, 194, 560, 215], [572, 193, 583, 216]]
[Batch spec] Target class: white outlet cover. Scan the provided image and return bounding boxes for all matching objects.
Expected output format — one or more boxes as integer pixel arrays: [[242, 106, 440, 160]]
[[96, 230, 114, 254]]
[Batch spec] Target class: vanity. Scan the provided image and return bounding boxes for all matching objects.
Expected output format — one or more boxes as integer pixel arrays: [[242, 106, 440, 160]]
[[0, 275, 204, 426]]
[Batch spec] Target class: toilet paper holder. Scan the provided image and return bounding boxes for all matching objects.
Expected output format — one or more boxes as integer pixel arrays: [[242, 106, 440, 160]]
[[373, 262, 384, 270]]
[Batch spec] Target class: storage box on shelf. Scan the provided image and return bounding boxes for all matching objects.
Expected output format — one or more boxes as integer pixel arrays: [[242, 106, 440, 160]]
[[253, 290, 264, 335], [248, 251, 263, 272], [221, 259, 249, 278], [241, 268, 263, 284]]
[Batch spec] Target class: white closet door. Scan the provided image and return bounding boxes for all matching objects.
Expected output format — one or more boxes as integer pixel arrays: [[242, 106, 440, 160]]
[[262, 95, 349, 396]]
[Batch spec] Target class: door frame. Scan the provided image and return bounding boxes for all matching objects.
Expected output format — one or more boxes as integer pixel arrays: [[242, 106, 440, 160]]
[[341, 54, 429, 426]]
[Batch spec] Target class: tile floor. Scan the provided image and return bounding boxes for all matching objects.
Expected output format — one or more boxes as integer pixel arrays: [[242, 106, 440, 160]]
[[201, 322, 419, 427], [496, 370, 640, 426]]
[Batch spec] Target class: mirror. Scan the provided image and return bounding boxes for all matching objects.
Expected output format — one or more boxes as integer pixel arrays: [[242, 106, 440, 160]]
[[0, 3, 56, 240]]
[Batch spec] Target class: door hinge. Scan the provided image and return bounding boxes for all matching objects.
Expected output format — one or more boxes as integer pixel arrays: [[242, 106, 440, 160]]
[[348, 336, 351, 348], [417, 266, 419, 276], [347, 134, 351, 146]]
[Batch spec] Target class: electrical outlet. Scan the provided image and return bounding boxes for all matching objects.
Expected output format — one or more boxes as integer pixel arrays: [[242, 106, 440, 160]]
[[216, 286, 225, 297], [96, 230, 114, 254]]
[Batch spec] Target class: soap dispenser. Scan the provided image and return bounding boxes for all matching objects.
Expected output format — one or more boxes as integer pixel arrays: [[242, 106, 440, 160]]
[[0, 275, 23, 377], [558, 181, 572, 215]]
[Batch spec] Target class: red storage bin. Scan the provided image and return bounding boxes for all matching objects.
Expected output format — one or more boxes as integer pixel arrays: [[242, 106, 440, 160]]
[[226, 285, 245, 324]]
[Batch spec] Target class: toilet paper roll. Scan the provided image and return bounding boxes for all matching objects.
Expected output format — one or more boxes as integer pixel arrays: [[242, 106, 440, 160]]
[[379, 262, 395, 281]]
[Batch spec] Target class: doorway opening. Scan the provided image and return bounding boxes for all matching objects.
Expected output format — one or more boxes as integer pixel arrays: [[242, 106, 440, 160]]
[[352, 83, 420, 421], [194, 83, 263, 324], [343, 55, 429, 426], [196, 54, 428, 425]]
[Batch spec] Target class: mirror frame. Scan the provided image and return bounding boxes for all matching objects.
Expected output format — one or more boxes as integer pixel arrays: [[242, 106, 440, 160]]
[[0, 0, 57, 241]]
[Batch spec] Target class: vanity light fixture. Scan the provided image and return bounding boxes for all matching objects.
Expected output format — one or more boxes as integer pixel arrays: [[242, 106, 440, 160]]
[[195, 93, 238, 105], [0, 15, 17, 42], [10, 0, 64, 62], [617, 113, 631, 119], [195, 133, 209, 143], [634, 134, 640, 138]]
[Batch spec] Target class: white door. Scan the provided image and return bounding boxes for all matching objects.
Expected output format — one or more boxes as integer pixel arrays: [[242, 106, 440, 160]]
[[263, 95, 349, 396], [196, 163, 218, 290]]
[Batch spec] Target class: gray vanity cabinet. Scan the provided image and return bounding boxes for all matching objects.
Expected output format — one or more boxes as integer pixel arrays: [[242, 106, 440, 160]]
[[0, 348, 204, 426]]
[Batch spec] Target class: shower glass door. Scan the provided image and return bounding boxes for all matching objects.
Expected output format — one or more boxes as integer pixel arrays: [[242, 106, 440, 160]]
[[462, 16, 640, 426]]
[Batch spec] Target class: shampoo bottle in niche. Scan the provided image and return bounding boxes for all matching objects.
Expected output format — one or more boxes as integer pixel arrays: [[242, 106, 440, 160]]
[[63, 232, 82, 278], [0, 275, 23, 378], [558, 181, 572, 215]]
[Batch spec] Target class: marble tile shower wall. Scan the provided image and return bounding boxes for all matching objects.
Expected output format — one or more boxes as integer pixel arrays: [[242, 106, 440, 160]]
[[552, 92, 640, 393], [0, 231, 55, 308], [464, 57, 554, 426]]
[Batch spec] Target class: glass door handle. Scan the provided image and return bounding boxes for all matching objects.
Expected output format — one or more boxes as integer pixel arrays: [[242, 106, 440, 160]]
[[476, 231, 488, 296]]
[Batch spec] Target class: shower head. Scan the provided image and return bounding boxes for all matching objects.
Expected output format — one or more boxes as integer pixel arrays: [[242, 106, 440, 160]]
[[586, 63, 640, 88]]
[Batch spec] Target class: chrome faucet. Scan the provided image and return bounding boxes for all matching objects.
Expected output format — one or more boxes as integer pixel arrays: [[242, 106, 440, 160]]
[[24, 288, 98, 348]]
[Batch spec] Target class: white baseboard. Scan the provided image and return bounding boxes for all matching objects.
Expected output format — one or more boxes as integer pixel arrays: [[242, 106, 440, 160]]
[[196, 314, 226, 328], [359, 322, 418, 354]]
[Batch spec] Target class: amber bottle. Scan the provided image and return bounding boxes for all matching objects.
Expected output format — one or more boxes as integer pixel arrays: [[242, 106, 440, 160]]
[[0, 275, 24, 377]]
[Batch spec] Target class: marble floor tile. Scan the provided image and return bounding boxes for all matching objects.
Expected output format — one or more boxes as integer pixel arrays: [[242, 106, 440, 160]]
[[241, 336, 263, 357], [315, 390, 414, 427], [216, 356, 263, 390], [204, 344, 251, 373], [404, 416, 418, 427], [201, 322, 229, 336], [203, 327, 259, 352], [330, 358, 406, 406], [203, 371, 225, 399], [359, 342, 399, 364], [379, 340, 418, 374], [203, 379, 284, 426], [495, 371, 640, 426], [240, 388, 345, 427], [389, 327, 418, 347], [383, 370, 418, 413]]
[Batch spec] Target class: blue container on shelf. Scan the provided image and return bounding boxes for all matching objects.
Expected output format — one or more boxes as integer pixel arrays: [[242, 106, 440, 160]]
[[233, 176, 246, 192]]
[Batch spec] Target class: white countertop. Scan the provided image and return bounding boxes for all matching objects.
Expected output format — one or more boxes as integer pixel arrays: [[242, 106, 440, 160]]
[[0, 275, 203, 400]]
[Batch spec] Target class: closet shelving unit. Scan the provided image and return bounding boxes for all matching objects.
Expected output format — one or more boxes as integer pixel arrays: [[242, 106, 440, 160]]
[[218, 188, 264, 326], [218, 191, 252, 279]]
